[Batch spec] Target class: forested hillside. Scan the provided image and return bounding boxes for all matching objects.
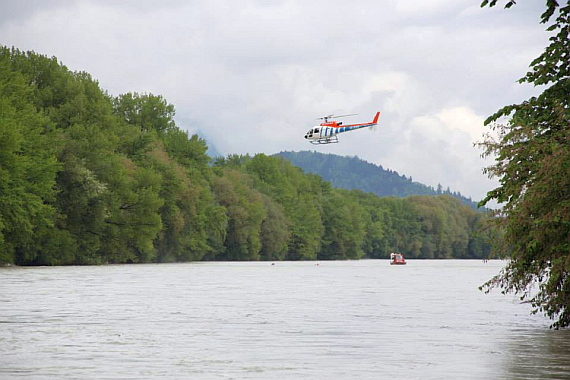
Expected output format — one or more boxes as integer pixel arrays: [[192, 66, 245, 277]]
[[0, 47, 493, 265], [277, 151, 480, 209]]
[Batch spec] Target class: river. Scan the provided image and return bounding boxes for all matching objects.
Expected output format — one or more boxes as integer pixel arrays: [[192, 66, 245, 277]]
[[1, 260, 569, 379]]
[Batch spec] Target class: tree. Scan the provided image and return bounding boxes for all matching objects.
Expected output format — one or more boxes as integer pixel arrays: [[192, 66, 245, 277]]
[[259, 194, 290, 261], [0, 51, 60, 264], [319, 191, 366, 260], [211, 169, 266, 261], [479, 1, 570, 328], [243, 154, 326, 260], [112, 92, 175, 135]]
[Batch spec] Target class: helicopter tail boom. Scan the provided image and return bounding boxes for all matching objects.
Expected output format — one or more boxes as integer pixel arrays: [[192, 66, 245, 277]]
[[343, 111, 381, 128]]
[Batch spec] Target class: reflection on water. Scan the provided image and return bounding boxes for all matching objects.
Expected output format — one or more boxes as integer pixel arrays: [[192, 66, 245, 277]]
[[0, 260, 568, 379], [501, 328, 570, 379]]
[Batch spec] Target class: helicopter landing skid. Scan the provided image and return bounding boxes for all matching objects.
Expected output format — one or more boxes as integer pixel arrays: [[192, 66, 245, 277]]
[[309, 136, 339, 145]]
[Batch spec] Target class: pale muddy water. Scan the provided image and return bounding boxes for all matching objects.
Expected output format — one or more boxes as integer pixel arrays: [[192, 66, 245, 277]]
[[1, 260, 569, 379]]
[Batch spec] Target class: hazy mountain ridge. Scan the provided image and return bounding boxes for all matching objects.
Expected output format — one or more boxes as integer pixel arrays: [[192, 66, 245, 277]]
[[276, 151, 480, 210]]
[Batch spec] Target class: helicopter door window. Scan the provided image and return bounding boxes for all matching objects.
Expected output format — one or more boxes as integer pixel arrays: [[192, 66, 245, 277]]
[[314, 128, 320, 133]]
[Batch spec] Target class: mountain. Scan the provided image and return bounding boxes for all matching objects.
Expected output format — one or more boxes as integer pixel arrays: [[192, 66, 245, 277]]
[[276, 151, 481, 210], [196, 131, 222, 158]]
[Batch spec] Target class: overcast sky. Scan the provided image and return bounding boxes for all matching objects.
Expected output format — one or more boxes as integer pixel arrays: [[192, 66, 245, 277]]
[[0, 0, 552, 203]]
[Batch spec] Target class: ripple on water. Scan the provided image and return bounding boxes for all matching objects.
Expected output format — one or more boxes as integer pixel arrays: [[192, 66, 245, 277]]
[[0, 260, 568, 380]]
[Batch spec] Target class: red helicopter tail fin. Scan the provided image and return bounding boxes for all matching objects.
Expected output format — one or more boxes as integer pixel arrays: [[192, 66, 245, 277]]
[[372, 112, 380, 124]]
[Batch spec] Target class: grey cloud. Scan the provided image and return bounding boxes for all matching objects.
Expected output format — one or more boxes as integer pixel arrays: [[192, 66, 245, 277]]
[[0, 0, 76, 26]]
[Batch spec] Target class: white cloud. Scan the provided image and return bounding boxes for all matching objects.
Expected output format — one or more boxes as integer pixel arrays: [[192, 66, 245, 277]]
[[393, 0, 470, 15], [362, 72, 424, 115], [436, 106, 486, 142], [397, 106, 496, 201]]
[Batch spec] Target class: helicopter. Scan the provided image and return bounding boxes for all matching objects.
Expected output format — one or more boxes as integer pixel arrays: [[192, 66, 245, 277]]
[[304, 112, 380, 144]]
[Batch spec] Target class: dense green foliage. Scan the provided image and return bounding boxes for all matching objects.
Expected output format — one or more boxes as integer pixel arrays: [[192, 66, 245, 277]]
[[479, 1, 570, 328], [215, 154, 492, 261], [0, 47, 223, 265], [0, 47, 492, 266], [277, 151, 481, 210]]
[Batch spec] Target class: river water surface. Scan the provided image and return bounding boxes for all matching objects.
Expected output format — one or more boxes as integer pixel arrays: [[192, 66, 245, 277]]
[[1, 260, 569, 379]]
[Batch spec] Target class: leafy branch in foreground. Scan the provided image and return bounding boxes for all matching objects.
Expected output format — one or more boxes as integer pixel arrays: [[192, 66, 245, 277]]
[[479, 1, 570, 328]]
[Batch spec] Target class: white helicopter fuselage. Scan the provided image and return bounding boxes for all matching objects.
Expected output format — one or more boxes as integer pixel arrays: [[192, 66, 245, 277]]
[[304, 115, 379, 144], [304, 125, 342, 144]]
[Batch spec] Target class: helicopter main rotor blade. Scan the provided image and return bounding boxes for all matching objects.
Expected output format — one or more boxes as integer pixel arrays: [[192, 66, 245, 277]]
[[331, 113, 358, 118], [317, 113, 359, 120]]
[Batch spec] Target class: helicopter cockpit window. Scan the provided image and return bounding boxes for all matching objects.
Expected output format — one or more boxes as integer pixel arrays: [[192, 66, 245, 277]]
[[314, 128, 320, 133]]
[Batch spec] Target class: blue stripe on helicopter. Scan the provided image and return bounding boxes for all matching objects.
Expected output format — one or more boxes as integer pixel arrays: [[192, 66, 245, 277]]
[[342, 124, 371, 133]]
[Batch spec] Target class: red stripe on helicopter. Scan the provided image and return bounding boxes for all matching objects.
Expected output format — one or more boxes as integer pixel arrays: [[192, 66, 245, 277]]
[[330, 112, 380, 128]]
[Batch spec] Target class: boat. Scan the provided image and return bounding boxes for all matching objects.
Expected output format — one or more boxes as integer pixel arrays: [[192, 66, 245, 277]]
[[390, 252, 406, 265]]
